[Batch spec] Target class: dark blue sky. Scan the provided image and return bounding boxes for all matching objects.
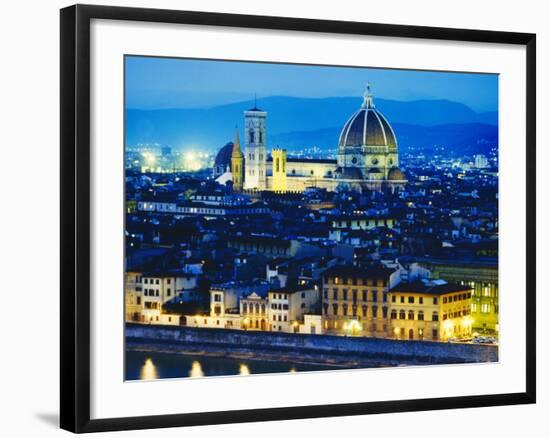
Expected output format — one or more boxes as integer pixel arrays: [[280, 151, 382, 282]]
[[125, 56, 498, 113]]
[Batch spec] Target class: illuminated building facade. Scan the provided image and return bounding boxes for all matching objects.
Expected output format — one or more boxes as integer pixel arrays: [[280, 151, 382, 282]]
[[389, 281, 473, 341], [425, 260, 498, 334], [321, 265, 397, 337]]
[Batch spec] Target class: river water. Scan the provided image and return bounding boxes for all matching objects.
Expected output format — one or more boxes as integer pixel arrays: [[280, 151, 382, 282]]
[[126, 350, 346, 380]]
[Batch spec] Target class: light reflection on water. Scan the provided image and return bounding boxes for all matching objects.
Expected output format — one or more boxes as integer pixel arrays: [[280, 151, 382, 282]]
[[189, 360, 204, 378], [127, 351, 342, 381], [139, 358, 159, 380], [239, 364, 250, 375]]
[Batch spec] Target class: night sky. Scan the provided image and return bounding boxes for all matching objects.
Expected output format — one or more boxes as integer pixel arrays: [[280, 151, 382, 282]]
[[125, 56, 498, 112]]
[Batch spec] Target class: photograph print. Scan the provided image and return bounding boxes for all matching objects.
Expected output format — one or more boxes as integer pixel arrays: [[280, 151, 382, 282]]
[[124, 56, 499, 381]]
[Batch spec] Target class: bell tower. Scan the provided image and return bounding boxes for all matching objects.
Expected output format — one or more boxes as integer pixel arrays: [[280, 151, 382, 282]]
[[243, 98, 267, 190], [231, 127, 244, 193], [271, 148, 287, 192]]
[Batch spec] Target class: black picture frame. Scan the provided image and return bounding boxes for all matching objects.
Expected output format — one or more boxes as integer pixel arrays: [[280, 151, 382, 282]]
[[60, 4, 536, 433]]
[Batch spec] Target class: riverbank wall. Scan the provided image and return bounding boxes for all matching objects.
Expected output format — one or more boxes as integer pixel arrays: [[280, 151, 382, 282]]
[[125, 323, 498, 366]]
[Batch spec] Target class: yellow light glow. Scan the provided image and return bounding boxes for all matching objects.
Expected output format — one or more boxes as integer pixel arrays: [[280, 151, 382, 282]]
[[189, 360, 204, 378], [239, 364, 250, 375], [139, 358, 159, 380], [443, 320, 453, 335], [142, 152, 156, 165], [183, 151, 202, 171]]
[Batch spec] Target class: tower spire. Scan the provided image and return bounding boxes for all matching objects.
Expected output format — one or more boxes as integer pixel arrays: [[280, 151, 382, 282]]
[[231, 125, 244, 193], [232, 125, 241, 156]]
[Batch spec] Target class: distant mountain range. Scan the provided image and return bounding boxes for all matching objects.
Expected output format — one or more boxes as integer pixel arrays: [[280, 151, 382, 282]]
[[126, 96, 498, 155], [270, 123, 498, 156]]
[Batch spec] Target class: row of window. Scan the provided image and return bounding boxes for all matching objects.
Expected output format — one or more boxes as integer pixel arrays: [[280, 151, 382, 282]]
[[323, 303, 389, 318], [248, 169, 264, 177], [271, 303, 289, 310], [139, 278, 173, 285], [248, 129, 264, 144], [328, 277, 385, 286], [247, 152, 265, 160], [271, 293, 289, 300], [274, 158, 286, 173], [394, 327, 439, 340], [392, 295, 438, 305], [272, 314, 288, 322], [242, 303, 266, 314], [324, 288, 387, 302], [390, 309, 439, 321], [472, 303, 498, 314], [442, 309, 471, 320], [142, 288, 172, 297], [442, 292, 471, 303]]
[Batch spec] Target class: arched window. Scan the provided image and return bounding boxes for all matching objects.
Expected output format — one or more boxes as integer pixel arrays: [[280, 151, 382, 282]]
[[432, 311, 439, 322], [390, 309, 397, 319], [418, 311, 424, 321], [399, 310, 406, 320], [249, 129, 254, 143], [259, 131, 263, 143], [408, 310, 414, 320], [276, 158, 280, 172]]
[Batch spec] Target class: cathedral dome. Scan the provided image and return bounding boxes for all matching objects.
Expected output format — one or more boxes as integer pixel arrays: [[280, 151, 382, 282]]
[[338, 86, 397, 149], [215, 142, 234, 167]]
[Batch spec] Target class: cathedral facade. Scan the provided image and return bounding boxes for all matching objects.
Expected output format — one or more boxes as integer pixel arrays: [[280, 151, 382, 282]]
[[215, 86, 406, 193]]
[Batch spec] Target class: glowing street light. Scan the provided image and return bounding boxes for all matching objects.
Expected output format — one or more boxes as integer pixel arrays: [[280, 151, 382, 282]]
[[347, 320, 361, 336]]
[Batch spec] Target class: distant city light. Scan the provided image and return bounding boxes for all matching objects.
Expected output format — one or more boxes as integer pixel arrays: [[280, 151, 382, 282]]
[[183, 151, 203, 171], [142, 152, 156, 165]]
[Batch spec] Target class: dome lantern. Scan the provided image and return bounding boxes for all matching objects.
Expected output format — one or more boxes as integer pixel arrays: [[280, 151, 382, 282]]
[[361, 82, 375, 109]]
